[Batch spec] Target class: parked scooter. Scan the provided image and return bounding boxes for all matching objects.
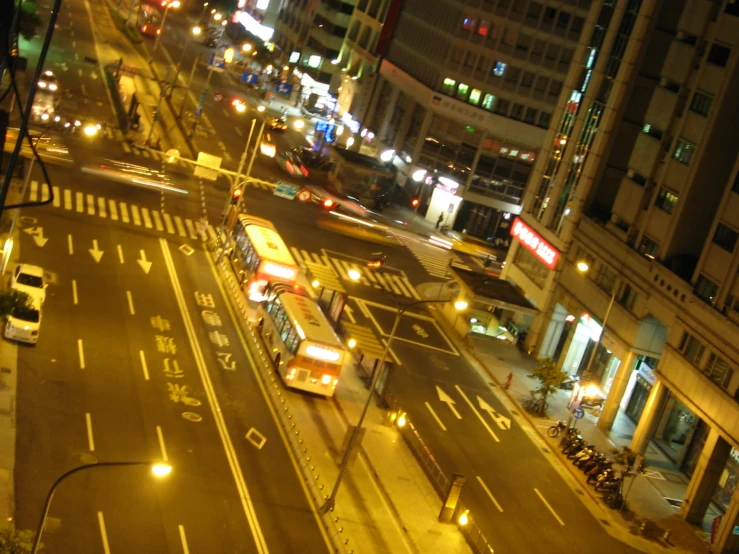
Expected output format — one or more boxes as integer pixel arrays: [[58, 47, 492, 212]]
[[580, 451, 606, 472], [562, 436, 585, 456], [585, 457, 612, 478], [572, 445, 598, 465], [560, 431, 583, 451], [595, 475, 623, 493], [566, 441, 594, 460], [589, 467, 617, 486]]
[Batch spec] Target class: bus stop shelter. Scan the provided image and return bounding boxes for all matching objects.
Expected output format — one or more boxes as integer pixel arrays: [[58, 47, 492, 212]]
[[305, 260, 346, 327], [341, 321, 393, 397]]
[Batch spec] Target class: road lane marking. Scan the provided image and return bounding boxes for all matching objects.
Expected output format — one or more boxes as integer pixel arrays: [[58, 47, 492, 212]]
[[131, 205, 141, 226], [476, 476, 504, 513], [97, 197, 107, 218], [52, 185, 60, 207], [425, 402, 447, 431], [85, 412, 95, 451], [126, 291, 135, 315], [534, 488, 565, 526], [152, 210, 164, 231], [455, 385, 500, 442], [179, 525, 190, 554], [156, 425, 168, 462], [108, 199, 118, 220], [117, 245, 125, 264], [163, 212, 175, 234], [86, 194, 95, 215], [139, 350, 150, 380], [120, 202, 130, 223], [235, 126, 243, 137], [174, 215, 186, 237], [40, 183, 49, 202], [142, 207, 152, 228], [76, 192, 83, 212], [160, 238, 269, 552], [78, 339, 85, 369], [185, 218, 197, 239], [97, 512, 111, 554], [64, 189, 72, 210], [29, 181, 38, 202], [72, 279, 78, 305], [68, 234, 73, 255]]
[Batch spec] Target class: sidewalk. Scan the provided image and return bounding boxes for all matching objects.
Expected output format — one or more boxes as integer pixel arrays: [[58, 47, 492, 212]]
[[416, 283, 712, 553]]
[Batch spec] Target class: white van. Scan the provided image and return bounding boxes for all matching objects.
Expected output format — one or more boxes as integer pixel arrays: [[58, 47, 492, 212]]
[[5, 297, 41, 345]]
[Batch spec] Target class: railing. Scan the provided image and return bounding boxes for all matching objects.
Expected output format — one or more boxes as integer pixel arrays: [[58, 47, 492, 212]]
[[384, 392, 496, 554]]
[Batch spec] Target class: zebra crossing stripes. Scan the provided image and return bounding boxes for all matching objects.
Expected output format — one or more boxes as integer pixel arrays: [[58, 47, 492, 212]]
[[289, 247, 421, 300], [396, 235, 468, 279], [23, 180, 207, 241]]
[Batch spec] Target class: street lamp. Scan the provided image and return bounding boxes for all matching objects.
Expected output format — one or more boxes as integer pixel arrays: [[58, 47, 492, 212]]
[[152, 0, 181, 52], [171, 26, 201, 92], [319, 297, 466, 514], [31, 461, 172, 554]]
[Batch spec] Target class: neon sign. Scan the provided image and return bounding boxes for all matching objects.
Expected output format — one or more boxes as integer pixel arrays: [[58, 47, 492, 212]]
[[510, 217, 559, 269]]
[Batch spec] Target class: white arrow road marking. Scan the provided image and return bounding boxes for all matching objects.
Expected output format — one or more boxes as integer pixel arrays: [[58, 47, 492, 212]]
[[137, 250, 152, 274], [436, 385, 461, 419], [89, 240, 104, 262], [455, 385, 499, 442], [23, 226, 48, 247], [425, 401, 447, 431], [477, 396, 512, 430], [476, 476, 504, 512], [344, 304, 356, 323]]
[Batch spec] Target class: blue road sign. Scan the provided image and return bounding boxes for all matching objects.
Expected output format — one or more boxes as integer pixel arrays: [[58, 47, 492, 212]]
[[195, 107, 203, 116], [208, 54, 226, 70], [273, 181, 300, 200], [275, 82, 293, 95], [241, 72, 258, 85]]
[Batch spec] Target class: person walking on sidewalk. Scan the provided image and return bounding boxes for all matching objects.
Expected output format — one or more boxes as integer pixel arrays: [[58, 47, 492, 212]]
[[436, 212, 444, 230]]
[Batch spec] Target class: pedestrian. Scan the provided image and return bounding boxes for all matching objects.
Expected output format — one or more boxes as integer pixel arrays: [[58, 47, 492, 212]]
[[504, 372, 513, 390], [436, 212, 444, 230]]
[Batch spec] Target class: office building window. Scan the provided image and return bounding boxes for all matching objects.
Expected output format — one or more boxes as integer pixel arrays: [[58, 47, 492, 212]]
[[713, 223, 739, 253], [481, 93, 496, 110], [442, 78, 456, 94], [463, 17, 477, 32], [617, 283, 638, 311], [694, 274, 719, 305], [538, 111, 551, 128], [707, 43, 731, 67], [679, 331, 706, 365], [655, 188, 678, 214], [673, 138, 696, 165], [510, 103, 524, 120], [457, 83, 470, 100], [705, 353, 733, 388], [638, 235, 660, 259], [642, 123, 663, 140], [690, 91, 713, 117], [492, 61, 507, 76], [469, 88, 482, 105]]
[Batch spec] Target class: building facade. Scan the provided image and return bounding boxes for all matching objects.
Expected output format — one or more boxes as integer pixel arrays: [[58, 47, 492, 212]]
[[502, 0, 739, 549], [360, 0, 592, 235]]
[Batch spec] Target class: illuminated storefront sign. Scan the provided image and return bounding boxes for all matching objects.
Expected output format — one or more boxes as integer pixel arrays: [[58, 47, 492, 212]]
[[510, 217, 559, 269]]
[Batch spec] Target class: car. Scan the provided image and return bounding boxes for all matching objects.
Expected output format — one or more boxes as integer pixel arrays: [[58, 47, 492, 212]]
[[260, 132, 276, 157], [276, 151, 309, 178], [266, 116, 288, 132], [317, 217, 400, 246], [11, 264, 46, 304], [4, 296, 41, 345], [37, 70, 58, 91]]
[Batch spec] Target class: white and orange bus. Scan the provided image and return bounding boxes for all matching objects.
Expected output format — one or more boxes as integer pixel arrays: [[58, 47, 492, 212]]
[[229, 215, 300, 301], [257, 286, 346, 397]]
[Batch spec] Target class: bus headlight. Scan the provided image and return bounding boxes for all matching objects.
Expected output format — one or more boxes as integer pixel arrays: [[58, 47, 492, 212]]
[[321, 374, 332, 385]]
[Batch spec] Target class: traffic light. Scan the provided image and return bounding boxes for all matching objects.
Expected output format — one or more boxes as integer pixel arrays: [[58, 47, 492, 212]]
[[366, 252, 386, 269], [231, 187, 243, 205], [411, 198, 420, 208]]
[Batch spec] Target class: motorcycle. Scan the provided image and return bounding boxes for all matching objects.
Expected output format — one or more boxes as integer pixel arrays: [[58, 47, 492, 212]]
[[604, 490, 625, 509], [572, 445, 597, 465], [585, 458, 612, 477], [580, 452, 606, 472], [560, 375, 580, 390], [559, 427, 581, 448], [566, 441, 592, 459], [589, 467, 616, 485], [562, 436, 585, 456], [595, 476, 623, 493]]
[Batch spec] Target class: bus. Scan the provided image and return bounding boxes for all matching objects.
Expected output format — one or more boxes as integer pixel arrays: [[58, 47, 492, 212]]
[[229, 215, 300, 301], [137, 3, 163, 37], [257, 286, 346, 397]]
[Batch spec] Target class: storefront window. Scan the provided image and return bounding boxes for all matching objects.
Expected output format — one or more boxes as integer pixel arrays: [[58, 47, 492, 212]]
[[513, 245, 549, 289], [714, 445, 739, 510], [655, 392, 699, 465]]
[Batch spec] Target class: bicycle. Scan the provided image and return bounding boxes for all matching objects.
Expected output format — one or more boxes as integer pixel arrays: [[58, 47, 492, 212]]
[[523, 396, 548, 415], [548, 420, 567, 437]]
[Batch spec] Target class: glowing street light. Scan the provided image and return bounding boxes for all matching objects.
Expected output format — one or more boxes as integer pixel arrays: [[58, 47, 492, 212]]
[[412, 169, 427, 182], [380, 149, 395, 162], [576, 261, 590, 273]]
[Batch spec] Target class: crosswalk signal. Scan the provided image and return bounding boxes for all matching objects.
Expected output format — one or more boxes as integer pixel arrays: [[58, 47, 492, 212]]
[[411, 197, 420, 208], [231, 187, 243, 205], [366, 252, 386, 270]]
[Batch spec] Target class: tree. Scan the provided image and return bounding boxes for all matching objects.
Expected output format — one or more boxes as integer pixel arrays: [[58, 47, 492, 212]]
[[527, 357, 568, 405], [609, 445, 646, 509], [18, 1, 43, 42], [0, 527, 38, 553], [0, 289, 32, 319]]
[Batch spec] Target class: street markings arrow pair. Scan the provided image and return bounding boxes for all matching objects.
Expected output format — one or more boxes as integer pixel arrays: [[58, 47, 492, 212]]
[[432, 385, 511, 440]]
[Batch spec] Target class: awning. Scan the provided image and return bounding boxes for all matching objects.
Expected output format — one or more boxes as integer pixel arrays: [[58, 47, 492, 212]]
[[453, 267, 538, 316], [304, 261, 346, 294], [342, 322, 387, 360]]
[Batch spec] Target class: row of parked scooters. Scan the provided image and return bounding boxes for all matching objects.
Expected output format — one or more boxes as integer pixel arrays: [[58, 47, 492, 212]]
[[558, 423, 625, 509]]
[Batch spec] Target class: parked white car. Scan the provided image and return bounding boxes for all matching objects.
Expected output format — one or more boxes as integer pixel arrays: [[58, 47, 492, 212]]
[[11, 264, 46, 304], [5, 296, 41, 345]]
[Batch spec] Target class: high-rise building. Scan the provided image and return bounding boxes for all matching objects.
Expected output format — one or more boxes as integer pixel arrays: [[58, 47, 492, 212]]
[[502, 0, 739, 548], [362, 0, 591, 235]]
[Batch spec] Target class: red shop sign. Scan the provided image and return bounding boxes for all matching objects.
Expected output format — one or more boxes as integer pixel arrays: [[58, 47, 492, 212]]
[[510, 217, 560, 269]]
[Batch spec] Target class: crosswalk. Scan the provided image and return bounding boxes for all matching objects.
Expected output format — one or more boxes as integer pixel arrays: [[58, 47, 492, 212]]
[[26, 181, 215, 242], [395, 235, 470, 278], [290, 247, 421, 300]]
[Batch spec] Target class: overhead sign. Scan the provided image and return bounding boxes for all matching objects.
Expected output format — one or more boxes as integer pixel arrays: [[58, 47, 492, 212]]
[[194, 152, 222, 181], [273, 181, 300, 200], [275, 82, 292, 95], [510, 217, 559, 269], [241, 72, 258, 85]]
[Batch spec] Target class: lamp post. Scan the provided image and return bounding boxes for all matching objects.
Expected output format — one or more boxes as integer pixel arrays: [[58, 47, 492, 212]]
[[31, 461, 172, 554], [566, 261, 617, 428], [319, 296, 467, 514], [153, 0, 181, 53]]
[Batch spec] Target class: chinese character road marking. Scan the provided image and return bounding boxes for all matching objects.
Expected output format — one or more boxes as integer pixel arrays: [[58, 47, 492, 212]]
[[167, 383, 202, 406], [201, 310, 223, 327], [151, 315, 171, 332], [163, 358, 184, 379], [216, 352, 236, 370], [209, 331, 230, 348], [194, 291, 215, 308], [156, 335, 177, 355]]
